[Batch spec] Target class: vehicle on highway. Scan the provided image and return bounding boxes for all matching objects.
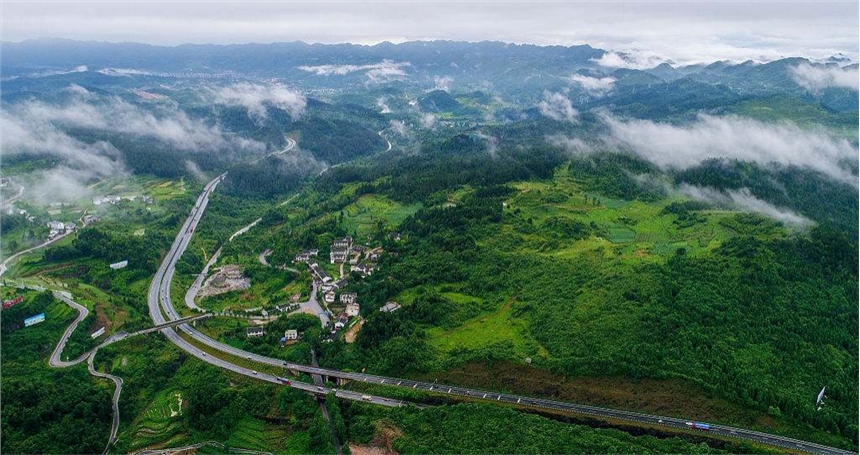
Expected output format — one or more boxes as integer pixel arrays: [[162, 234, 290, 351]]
[[251, 370, 258, 375], [317, 386, 324, 391], [277, 377, 291, 385], [686, 421, 711, 431], [362, 395, 372, 401]]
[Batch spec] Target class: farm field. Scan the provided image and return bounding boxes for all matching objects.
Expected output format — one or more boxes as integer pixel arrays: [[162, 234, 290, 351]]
[[341, 194, 422, 238]]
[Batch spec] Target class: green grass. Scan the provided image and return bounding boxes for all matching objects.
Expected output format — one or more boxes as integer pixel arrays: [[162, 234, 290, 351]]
[[504, 178, 740, 264], [225, 417, 269, 451], [340, 194, 422, 237], [426, 299, 547, 359]]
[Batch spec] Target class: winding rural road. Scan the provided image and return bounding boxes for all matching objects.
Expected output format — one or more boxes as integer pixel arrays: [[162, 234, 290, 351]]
[[1, 212, 92, 278], [48, 291, 124, 455]]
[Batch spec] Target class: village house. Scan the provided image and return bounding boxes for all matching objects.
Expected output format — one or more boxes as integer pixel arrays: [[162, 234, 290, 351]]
[[247, 327, 265, 338], [324, 291, 336, 303], [295, 252, 311, 263], [380, 301, 401, 313], [276, 302, 297, 313], [284, 329, 298, 340], [340, 292, 358, 304], [330, 249, 348, 264], [351, 263, 375, 277], [321, 283, 335, 293], [334, 313, 349, 330], [332, 236, 353, 250], [345, 302, 360, 317], [310, 263, 332, 282], [333, 278, 349, 289]]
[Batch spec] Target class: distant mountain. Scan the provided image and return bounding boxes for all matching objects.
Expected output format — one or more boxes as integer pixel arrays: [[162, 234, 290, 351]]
[[0, 38, 604, 90]]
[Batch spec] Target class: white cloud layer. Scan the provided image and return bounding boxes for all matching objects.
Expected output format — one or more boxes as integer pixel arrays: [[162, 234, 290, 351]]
[[433, 76, 453, 91], [419, 113, 437, 129], [211, 82, 306, 120], [790, 63, 859, 91], [3, 3, 857, 65], [602, 114, 858, 185], [376, 97, 391, 114], [298, 60, 410, 83], [537, 91, 578, 123], [569, 74, 616, 96], [592, 51, 667, 70], [679, 184, 812, 227], [1, 91, 265, 202]]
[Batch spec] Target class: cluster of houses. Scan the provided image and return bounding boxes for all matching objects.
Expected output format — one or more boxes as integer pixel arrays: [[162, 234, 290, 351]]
[[47, 221, 76, 239], [294, 249, 319, 263], [246, 326, 301, 346], [93, 195, 154, 205], [5, 206, 34, 222], [327, 236, 380, 278]]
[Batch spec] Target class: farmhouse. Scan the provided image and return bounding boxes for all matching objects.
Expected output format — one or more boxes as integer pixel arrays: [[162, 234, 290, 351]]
[[310, 263, 332, 282], [247, 327, 265, 338], [340, 292, 358, 304], [334, 313, 349, 329], [284, 329, 298, 340], [380, 301, 401, 313], [345, 302, 360, 317], [324, 291, 336, 303]]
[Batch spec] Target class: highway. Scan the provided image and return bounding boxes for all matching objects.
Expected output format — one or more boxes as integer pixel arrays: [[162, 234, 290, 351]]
[[147, 176, 855, 455]]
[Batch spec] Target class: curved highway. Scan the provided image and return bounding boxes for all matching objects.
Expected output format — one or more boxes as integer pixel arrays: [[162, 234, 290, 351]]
[[149, 175, 856, 455]]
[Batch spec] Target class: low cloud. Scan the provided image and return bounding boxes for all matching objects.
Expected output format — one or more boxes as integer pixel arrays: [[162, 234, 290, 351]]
[[1, 91, 265, 202], [537, 91, 578, 123], [97, 67, 152, 77], [569, 74, 616, 96], [679, 184, 812, 227], [601, 114, 857, 185], [790, 63, 859, 91], [546, 134, 593, 155], [377, 97, 391, 114], [30, 167, 102, 204], [389, 119, 411, 138], [298, 60, 410, 83], [29, 65, 88, 78], [211, 82, 306, 121], [419, 113, 437, 129], [433, 76, 453, 91], [475, 131, 498, 158], [592, 50, 667, 70]]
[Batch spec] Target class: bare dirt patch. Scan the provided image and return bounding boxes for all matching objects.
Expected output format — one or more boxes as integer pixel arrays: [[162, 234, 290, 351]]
[[198, 264, 250, 298]]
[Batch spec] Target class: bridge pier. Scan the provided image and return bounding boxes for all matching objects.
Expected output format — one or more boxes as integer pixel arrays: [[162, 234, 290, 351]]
[[336, 377, 349, 386]]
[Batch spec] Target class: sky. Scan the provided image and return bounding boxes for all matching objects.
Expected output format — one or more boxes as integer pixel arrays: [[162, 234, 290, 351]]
[[1, 1, 858, 65]]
